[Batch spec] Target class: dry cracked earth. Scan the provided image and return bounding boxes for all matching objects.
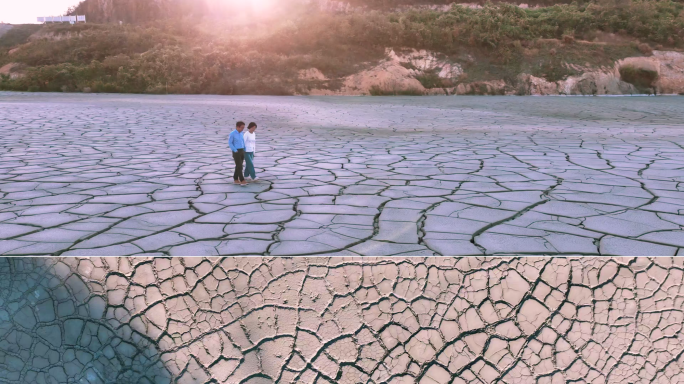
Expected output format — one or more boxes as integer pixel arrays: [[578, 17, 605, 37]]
[[1, 94, 684, 384], [0, 93, 683, 256], [2, 257, 684, 384]]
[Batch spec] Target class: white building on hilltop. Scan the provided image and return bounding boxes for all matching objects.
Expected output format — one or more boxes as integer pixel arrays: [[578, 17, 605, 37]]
[[37, 16, 86, 24]]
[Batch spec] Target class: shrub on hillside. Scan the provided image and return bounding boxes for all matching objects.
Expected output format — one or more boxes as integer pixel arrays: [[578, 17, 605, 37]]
[[415, 69, 454, 88], [369, 84, 424, 95], [619, 64, 658, 90], [638, 43, 653, 55]]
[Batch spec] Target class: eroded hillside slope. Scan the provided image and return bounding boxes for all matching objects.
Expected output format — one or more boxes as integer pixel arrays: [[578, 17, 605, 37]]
[[1, 0, 684, 95]]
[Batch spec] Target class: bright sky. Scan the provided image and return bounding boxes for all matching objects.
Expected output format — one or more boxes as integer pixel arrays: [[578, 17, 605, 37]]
[[2, 0, 82, 24], [2, 0, 284, 24]]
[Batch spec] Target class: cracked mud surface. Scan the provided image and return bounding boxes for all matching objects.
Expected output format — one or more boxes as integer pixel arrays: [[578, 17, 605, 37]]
[[2, 257, 684, 383], [1, 93, 684, 256]]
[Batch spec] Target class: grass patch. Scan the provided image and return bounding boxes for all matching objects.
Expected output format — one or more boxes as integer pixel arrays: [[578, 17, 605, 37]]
[[369, 84, 424, 95], [535, 58, 578, 82]]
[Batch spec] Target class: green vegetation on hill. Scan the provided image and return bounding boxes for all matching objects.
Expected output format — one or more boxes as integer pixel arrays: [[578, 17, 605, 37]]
[[346, 0, 575, 6], [68, 0, 212, 24], [0, 25, 43, 49], [64, 0, 601, 25], [1, 0, 682, 94]]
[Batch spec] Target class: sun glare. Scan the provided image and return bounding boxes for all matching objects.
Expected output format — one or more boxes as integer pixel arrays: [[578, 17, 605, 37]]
[[210, 0, 280, 16]]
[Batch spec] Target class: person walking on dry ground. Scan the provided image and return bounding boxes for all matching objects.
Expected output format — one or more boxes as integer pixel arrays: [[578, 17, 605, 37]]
[[230, 121, 247, 186], [243, 122, 258, 182]]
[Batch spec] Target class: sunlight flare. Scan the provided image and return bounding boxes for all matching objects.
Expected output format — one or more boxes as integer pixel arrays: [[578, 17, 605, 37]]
[[208, 0, 281, 16]]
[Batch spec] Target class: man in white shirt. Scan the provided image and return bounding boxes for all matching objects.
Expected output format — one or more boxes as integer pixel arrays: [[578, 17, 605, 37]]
[[243, 122, 258, 181]]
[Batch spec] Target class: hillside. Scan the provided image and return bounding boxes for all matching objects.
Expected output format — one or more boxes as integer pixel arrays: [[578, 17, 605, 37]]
[[2, 0, 684, 95], [0, 24, 13, 38], [65, 0, 579, 24]]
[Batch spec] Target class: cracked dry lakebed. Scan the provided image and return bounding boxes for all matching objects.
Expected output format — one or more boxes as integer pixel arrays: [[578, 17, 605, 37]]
[[3, 257, 684, 384], [0, 93, 683, 256]]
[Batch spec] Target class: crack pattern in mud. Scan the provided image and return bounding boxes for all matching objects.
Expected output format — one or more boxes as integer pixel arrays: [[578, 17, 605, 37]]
[[1, 94, 683, 256], [2, 257, 684, 383]]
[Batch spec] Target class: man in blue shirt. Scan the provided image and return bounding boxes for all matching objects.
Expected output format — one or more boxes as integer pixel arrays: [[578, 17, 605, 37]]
[[229, 121, 247, 185]]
